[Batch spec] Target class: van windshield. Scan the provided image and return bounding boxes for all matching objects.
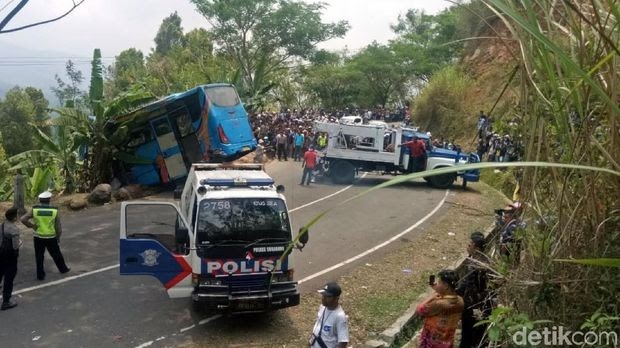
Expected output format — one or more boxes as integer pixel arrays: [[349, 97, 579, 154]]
[[196, 198, 291, 244]]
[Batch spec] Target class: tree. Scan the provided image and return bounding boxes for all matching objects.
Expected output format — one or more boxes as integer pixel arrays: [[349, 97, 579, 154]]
[[107, 48, 147, 97], [24, 87, 50, 129], [302, 58, 363, 109], [350, 43, 414, 108], [0, 87, 36, 156], [52, 60, 85, 107], [191, 0, 349, 109], [390, 8, 463, 81], [154, 11, 185, 55]]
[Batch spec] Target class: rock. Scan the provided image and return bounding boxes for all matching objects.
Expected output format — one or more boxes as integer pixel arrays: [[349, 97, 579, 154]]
[[124, 184, 144, 199], [110, 178, 122, 191], [113, 188, 131, 202], [88, 184, 112, 204], [69, 197, 88, 210], [364, 339, 388, 348]]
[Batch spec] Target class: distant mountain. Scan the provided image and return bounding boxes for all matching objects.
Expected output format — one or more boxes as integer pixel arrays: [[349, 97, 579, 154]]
[[0, 41, 92, 106]]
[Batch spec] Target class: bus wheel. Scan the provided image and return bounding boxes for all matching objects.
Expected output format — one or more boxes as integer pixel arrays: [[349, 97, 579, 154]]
[[330, 160, 355, 184], [429, 172, 455, 189]]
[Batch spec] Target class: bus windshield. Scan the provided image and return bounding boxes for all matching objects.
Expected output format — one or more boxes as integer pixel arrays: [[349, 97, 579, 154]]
[[196, 198, 291, 244], [205, 86, 240, 107]]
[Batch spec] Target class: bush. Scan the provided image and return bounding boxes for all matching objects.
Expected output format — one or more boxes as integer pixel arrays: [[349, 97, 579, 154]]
[[411, 66, 476, 146]]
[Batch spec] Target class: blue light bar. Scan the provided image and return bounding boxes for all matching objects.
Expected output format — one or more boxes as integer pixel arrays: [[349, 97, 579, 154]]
[[200, 178, 274, 187]]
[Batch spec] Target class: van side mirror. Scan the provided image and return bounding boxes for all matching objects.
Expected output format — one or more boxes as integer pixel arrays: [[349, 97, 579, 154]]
[[276, 185, 285, 193], [297, 227, 309, 250], [173, 186, 183, 200]]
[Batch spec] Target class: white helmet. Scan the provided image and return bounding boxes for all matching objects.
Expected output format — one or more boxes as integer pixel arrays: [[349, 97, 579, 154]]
[[38, 191, 52, 199]]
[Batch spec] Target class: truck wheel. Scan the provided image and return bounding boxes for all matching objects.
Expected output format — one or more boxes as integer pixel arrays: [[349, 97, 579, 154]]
[[429, 172, 455, 189], [330, 160, 355, 184], [462, 178, 468, 189]]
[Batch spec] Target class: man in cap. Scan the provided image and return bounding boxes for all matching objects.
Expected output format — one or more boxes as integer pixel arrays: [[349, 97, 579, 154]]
[[499, 202, 524, 258], [309, 281, 349, 348], [21, 191, 70, 280]]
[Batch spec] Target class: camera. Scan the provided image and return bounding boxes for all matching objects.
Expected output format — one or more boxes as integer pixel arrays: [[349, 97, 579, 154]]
[[428, 274, 436, 286]]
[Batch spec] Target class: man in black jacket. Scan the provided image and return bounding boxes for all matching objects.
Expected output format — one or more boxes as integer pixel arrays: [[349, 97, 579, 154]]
[[456, 232, 493, 348], [0, 207, 21, 310]]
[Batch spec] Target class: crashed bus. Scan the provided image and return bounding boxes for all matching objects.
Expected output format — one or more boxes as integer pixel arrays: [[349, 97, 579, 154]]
[[106, 84, 257, 186]]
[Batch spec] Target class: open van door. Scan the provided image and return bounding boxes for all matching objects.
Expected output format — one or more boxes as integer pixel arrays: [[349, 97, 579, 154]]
[[151, 116, 188, 181], [120, 202, 193, 298]]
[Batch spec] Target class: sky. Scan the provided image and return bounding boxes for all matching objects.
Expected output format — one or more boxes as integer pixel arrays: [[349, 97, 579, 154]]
[[0, 0, 452, 59]]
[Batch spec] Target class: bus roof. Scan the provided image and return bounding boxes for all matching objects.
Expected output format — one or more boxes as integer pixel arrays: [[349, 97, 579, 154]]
[[109, 83, 236, 125]]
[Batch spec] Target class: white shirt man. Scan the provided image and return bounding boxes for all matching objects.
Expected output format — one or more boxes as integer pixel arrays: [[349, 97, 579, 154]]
[[309, 282, 349, 348]]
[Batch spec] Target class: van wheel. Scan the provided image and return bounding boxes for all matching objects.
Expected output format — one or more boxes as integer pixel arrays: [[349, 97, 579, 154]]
[[330, 160, 355, 184], [429, 173, 455, 189]]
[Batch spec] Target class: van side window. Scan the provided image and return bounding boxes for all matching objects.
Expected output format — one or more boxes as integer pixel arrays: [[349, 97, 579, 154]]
[[125, 204, 190, 255]]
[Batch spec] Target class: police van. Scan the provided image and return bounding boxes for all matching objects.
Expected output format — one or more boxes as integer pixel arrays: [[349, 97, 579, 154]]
[[119, 163, 306, 313]]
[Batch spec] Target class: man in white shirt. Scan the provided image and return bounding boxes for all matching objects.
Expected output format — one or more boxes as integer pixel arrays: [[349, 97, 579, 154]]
[[309, 282, 349, 348]]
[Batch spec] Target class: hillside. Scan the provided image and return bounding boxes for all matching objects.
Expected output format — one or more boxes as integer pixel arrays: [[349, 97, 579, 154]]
[[411, 19, 519, 152]]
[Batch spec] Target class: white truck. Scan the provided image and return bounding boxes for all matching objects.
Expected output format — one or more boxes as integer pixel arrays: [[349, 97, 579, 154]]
[[119, 163, 307, 313], [313, 121, 481, 188]]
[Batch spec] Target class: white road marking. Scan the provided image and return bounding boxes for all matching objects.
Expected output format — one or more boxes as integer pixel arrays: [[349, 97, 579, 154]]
[[135, 340, 154, 348], [298, 189, 449, 284], [289, 173, 368, 213], [8, 264, 120, 297], [9, 175, 366, 297]]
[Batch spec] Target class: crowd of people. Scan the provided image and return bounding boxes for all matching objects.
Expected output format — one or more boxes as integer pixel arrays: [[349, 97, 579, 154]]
[[475, 111, 524, 162]]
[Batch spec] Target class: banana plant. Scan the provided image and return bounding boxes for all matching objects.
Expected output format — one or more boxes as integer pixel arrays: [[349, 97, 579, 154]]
[[9, 121, 82, 193]]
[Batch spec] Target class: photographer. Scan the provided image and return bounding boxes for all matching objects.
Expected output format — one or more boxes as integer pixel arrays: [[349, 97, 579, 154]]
[[415, 270, 464, 348]]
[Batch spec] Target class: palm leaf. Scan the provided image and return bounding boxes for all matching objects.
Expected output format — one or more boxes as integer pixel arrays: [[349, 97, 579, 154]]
[[554, 259, 620, 268]]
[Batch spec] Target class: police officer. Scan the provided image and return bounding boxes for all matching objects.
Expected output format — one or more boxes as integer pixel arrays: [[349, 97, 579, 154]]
[[21, 191, 70, 280]]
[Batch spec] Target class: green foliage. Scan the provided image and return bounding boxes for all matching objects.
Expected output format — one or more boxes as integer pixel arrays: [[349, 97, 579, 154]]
[[0, 86, 36, 156], [191, 0, 349, 110], [107, 48, 147, 97], [89, 48, 104, 119], [302, 62, 362, 109], [52, 60, 86, 107], [154, 11, 185, 55], [29, 167, 53, 198], [581, 310, 620, 333], [478, 306, 551, 344], [24, 87, 50, 128], [411, 66, 474, 140], [390, 7, 464, 81]]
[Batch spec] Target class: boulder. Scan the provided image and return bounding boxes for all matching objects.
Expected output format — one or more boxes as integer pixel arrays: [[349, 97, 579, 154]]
[[69, 197, 88, 210], [113, 187, 131, 202], [124, 184, 145, 199], [88, 184, 112, 204]]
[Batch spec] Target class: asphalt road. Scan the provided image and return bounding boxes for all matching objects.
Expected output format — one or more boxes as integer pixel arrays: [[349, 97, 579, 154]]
[[0, 160, 449, 347]]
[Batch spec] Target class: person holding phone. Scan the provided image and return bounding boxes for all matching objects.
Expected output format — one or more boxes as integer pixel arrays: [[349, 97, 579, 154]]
[[416, 270, 464, 348]]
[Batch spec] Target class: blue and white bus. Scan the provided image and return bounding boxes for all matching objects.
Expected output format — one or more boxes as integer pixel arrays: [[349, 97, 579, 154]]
[[107, 84, 257, 186]]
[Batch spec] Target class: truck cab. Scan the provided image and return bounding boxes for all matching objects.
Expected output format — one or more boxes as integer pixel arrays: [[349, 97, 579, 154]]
[[119, 164, 305, 313]]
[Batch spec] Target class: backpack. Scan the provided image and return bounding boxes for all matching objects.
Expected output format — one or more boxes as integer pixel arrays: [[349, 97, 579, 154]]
[[0, 223, 12, 254]]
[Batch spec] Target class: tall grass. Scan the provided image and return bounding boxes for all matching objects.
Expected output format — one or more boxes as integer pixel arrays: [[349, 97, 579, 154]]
[[411, 66, 475, 142], [480, 0, 620, 341]]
